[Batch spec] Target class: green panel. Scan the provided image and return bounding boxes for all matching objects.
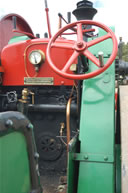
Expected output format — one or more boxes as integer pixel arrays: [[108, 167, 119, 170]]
[[79, 63, 115, 155], [78, 162, 114, 193], [0, 132, 31, 193], [77, 27, 115, 193], [8, 36, 30, 44]]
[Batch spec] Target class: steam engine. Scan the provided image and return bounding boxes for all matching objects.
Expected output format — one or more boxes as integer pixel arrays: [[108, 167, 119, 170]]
[[0, 0, 126, 193]]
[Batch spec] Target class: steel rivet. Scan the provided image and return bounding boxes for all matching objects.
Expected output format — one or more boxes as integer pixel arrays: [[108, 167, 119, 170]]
[[84, 155, 88, 160], [104, 156, 108, 161]]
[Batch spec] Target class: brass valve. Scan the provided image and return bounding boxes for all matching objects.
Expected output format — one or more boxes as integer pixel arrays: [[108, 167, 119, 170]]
[[19, 88, 35, 104], [22, 88, 29, 101]]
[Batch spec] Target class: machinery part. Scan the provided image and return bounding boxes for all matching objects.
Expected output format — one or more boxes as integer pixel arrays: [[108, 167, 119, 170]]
[[7, 91, 17, 103], [0, 111, 42, 193], [13, 29, 36, 39], [29, 50, 45, 72], [0, 13, 34, 56], [44, 0, 52, 38], [37, 133, 63, 161], [46, 20, 118, 80], [19, 88, 29, 103], [115, 59, 128, 77], [19, 88, 35, 104], [98, 51, 104, 67], [67, 12, 71, 23], [28, 103, 77, 114], [66, 98, 73, 152], [12, 16, 17, 29], [72, 0, 97, 20], [118, 37, 123, 60]]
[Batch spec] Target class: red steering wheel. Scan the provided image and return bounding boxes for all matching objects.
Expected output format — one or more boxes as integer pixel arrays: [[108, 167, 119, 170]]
[[46, 20, 118, 80]]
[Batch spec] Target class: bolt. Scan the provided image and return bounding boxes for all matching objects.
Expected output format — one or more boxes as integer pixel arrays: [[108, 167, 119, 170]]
[[5, 119, 13, 127], [34, 152, 39, 159], [58, 185, 65, 192], [27, 123, 33, 130], [104, 156, 108, 161], [84, 155, 88, 160], [61, 81, 64, 85], [77, 41, 83, 48]]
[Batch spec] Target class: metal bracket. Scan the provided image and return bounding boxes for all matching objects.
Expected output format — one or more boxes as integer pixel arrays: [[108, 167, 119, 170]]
[[72, 153, 114, 163]]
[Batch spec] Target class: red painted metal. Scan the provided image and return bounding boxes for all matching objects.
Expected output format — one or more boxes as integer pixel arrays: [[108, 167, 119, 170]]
[[47, 20, 118, 80], [63, 28, 95, 35], [0, 66, 4, 73], [115, 89, 118, 110], [0, 13, 34, 57], [1, 38, 74, 86], [45, 8, 52, 38], [12, 30, 36, 39]]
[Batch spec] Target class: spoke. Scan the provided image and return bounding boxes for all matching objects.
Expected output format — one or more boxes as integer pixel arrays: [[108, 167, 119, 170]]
[[87, 33, 111, 48], [62, 51, 79, 72], [77, 23, 83, 42], [51, 42, 74, 50], [83, 49, 100, 67]]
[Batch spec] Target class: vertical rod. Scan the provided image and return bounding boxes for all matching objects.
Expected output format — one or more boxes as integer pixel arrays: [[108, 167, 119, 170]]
[[66, 98, 72, 153], [44, 0, 52, 38], [67, 12, 71, 23], [12, 16, 17, 29], [58, 16, 62, 29]]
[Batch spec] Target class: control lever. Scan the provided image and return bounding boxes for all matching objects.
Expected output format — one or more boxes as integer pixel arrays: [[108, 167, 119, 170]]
[[98, 51, 104, 67], [67, 12, 71, 23]]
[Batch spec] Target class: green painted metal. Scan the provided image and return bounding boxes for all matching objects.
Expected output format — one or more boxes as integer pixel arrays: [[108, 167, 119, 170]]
[[8, 35, 30, 44], [0, 132, 31, 193], [72, 152, 114, 163], [116, 145, 121, 193], [78, 162, 114, 193], [77, 27, 115, 193], [67, 27, 116, 193]]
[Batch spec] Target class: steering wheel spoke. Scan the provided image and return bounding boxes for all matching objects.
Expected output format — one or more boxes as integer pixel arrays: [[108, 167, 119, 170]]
[[62, 51, 79, 72], [51, 42, 74, 50], [83, 49, 100, 67], [77, 23, 83, 42], [87, 32, 111, 48]]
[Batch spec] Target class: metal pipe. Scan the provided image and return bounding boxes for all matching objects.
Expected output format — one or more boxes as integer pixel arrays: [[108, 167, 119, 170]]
[[44, 0, 52, 38], [66, 98, 73, 152], [67, 12, 71, 23], [28, 103, 77, 114]]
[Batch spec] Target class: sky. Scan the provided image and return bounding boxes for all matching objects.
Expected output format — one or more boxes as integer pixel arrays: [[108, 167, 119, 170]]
[[0, 0, 128, 43]]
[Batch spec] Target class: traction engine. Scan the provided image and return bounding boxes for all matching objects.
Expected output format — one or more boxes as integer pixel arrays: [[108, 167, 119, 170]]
[[0, 1, 127, 193]]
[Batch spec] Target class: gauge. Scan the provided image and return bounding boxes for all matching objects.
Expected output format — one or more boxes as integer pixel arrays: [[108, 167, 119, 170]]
[[29, 50, 45, 65]]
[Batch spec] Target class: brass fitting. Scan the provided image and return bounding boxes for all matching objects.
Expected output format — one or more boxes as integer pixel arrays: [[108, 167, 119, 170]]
[[60, 122, 65, 136], [19, 88, 35, 104], [22, 88, 29, 101]]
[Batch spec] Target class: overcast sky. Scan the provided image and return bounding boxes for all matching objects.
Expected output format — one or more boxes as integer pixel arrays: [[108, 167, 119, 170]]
[[0, 0, 128, 42]]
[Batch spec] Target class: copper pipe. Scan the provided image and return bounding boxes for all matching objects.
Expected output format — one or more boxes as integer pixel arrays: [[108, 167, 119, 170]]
[[66, 97, 72, 153]]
